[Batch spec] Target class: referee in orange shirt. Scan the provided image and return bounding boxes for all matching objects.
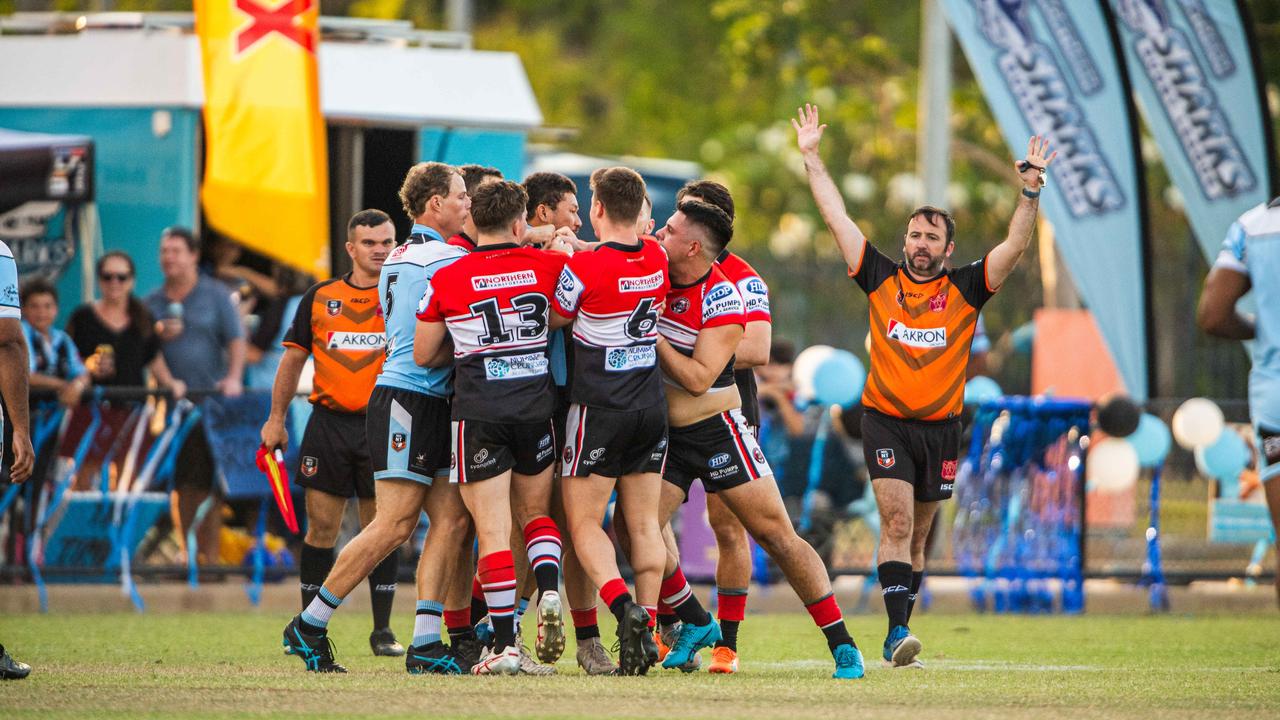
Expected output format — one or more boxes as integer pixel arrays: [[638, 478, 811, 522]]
[[794, 104, 1055, 668]]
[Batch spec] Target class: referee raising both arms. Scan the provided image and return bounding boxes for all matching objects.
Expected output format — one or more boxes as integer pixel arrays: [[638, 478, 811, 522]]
[[794, 104, 1055, 668]]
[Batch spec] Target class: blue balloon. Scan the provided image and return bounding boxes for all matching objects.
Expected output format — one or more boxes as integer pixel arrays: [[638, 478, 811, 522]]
[[1127, 413, 1172, 468], [964, 375, 1002, 405], [1198, 429, 1250, 482], [812, 350, 865, 407]]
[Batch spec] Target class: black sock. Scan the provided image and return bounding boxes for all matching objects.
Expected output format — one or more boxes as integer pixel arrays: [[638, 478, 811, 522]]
[[716, 620, 740, 650], [879, 561, 913, 632], [907, 570, 924, 623], [368, 552, 399, 631], [533, 564, 560, 596], [575, 624, 600, 641], [448, 625, 476, 645], [672, 597, 712, 627], [470, 593, 488, 626], [821, 621, 855, 651], [299, 543, 335, 611], [608, 592, 633, 622], [657, 611, 678, 630]]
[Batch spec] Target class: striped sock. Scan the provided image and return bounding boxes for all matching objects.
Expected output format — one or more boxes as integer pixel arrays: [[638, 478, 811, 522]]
[[659, 566, 711, 626], [413, 600, 444, 647], [479, 550, 518, 650], [523, 516, 563, 596], [299, 586, 342, 634], [515, 596, 530, 628], [716, 587, 748, 650], [805, 593, 855, 650], [657, 600, 678, 630], [642, 605, 657, 628]]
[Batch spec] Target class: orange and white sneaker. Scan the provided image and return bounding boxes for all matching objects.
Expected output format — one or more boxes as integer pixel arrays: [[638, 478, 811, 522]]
[[655, 625, 677, 663], [708, 646, 739, 674]]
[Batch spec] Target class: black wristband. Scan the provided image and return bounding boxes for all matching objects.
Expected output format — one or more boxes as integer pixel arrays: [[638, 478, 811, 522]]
[[1022, 187, 1041, 199]]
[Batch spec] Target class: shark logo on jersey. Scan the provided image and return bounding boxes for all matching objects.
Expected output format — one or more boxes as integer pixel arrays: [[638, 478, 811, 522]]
[[417, 284, 433, 315]]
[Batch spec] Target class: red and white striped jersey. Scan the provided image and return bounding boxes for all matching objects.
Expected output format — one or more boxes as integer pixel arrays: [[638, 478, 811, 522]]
[[658, 264, 746, 393], [417, 243, 568, 423], [551, 238, 669, 411]]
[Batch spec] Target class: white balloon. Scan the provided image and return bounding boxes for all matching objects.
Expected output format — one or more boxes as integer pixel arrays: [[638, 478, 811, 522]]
[[1086, 437, 1140, 492], [792, 345, 835, 401], [1171, 397, 1225, 450]]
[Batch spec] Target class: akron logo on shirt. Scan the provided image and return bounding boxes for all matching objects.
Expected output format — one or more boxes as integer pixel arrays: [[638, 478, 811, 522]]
[[618, 271, 664, 293], [885, 319, 947, 349], [327, 331, 386, 351], [473, 270, 536, 291]]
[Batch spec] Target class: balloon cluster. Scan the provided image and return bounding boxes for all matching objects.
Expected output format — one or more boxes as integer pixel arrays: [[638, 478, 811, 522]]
[[792, 345, 866, 407], [1170, 397, 1248, 495]]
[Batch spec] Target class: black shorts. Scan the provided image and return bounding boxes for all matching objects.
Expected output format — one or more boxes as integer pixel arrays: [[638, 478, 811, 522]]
[[665, 409, 772, 498], [861, 408, 961, 502], [452, 418, 557, 483], [297, 406, 374, 499], [561, 402, 668, 478], [366, 386, 452, 486]]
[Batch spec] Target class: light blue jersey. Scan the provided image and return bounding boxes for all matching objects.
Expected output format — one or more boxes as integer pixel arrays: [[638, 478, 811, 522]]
[[0, 241, 18, 321], [375, 224, 466, 398], [1216, 200, 1280, 432]]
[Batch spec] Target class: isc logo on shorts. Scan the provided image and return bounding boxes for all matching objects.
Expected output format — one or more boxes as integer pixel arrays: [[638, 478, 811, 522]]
[[886, 319, 947, 349], [473, 270, 537, 290], [876, 448, 896, 469], [618, 271, 664, 293]]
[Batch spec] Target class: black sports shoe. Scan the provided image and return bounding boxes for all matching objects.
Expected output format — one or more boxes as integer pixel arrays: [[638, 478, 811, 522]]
[[281, 616, 347, 673], [369, 627, 405, 657], [405, 642, 463, 675], [451, 633, 486, 670], [0, 645, 31, 680], [615, 602, 658, 676]]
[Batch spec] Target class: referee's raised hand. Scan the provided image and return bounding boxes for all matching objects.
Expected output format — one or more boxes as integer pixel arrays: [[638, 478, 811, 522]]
[[792, 104, 827, 155], [1017, 135, 1057, 190]]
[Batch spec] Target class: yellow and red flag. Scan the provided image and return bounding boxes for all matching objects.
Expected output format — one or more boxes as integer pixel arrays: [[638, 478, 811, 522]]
[[196, 0, 329, 277], [255, 444, 299, 533]]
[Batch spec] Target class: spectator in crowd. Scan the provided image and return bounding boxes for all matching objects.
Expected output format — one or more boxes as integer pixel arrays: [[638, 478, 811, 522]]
[[66, 251, 185, 397], [145, 226, 245, 566], [20, 278, 89, 408], [145, 226, 245, 396]]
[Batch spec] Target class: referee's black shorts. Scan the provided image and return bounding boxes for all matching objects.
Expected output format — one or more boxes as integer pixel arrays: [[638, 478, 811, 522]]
[[297, 405, 374, 499], [861, 408, 961, 502]]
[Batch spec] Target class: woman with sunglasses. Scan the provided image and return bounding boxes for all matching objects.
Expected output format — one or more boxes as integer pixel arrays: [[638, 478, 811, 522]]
[[66, 251, 186, 398]]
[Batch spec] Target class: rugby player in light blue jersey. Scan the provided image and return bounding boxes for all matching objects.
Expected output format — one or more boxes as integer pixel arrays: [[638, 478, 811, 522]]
[[1198, 196, 1280, 608], [282, 162, 475, 673]]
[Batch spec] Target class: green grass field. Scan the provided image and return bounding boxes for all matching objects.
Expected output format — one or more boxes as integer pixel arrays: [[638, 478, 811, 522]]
[[2, 611, 1278, 719]]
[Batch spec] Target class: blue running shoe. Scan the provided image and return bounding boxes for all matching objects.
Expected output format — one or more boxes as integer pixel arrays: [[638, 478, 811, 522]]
[[282, 616, 347, 673], [405, 642, 464, 675], [882, 625, 921, 667], [661, 620, 721, 671], [832, 643, 865, 679]]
